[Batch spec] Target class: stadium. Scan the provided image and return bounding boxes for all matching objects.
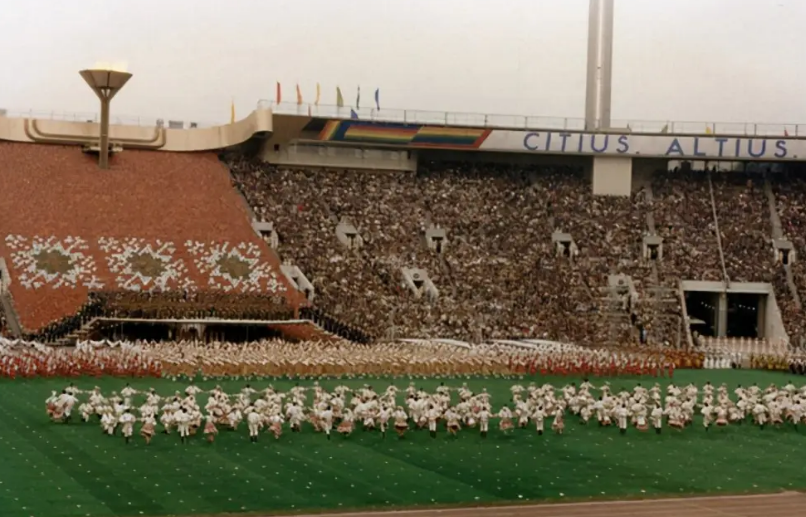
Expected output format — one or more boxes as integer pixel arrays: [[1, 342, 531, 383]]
[[2, 2, 806, 517]]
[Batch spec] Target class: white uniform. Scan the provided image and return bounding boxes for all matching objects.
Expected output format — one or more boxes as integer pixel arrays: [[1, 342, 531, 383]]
[[119, 412, 137, 439], [175, 410, 192, 440], [650, 406, 663, 431], [615, 406, 629, 432], [532, 407, 546, 434], [319, 409, 334, 437], [59, 393, 78, 419], [478, 409, 491, 434], [247, 411, 263, 439]]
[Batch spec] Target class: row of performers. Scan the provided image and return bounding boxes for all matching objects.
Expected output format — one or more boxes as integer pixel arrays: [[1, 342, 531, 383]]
[[2, 348, 711, 379]]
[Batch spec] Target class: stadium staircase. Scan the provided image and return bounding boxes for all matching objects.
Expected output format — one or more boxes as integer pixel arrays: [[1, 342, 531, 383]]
[[640, 183, 685, 347], [0, 258, 24, 338], [597, 286, 634, 347], [55, 317, 97, 346], [764, 177, 803, 310], [0, 290, 23, 338]]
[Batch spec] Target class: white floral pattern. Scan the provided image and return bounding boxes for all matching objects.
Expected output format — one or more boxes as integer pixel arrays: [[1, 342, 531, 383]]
[[4, 235, 104, 290], [185, 240, 286, 293], [97, 237, 195, 292]]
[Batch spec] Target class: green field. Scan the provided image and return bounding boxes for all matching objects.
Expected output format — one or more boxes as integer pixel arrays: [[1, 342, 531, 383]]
[[1, 370, 804, 517]]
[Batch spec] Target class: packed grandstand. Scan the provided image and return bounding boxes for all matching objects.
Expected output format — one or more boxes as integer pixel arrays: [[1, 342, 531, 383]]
[[0, 134, 803, 366]]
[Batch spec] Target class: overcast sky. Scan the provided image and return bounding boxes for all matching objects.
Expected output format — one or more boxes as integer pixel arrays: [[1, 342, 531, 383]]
[[0, 0, 801, 126]]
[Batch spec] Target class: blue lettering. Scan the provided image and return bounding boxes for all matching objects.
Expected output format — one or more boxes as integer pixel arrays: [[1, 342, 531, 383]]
[[616, 135, 629, 153], [590, 135, 609, 153], [577, 134, 584, 153], [545, 132, 553, 151], [559, 133, 572, 152], [692, 137, 706, 157], [747, 139, 767, 158], [734, 139, 741, 158], [665, 138, 684, 156], [775, 140, 788, 158], [523, 132, 540, 151], [715, 138, 728, 158]]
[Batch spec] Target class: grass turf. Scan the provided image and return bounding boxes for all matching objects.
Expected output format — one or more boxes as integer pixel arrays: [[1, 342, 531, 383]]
[[0, 370, 804, 517]]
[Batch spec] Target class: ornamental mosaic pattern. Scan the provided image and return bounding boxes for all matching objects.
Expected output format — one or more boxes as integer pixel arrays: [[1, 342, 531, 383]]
[[4, 235, 104, 290], [97, 237, 195, 292], [184, 240, 286, 293]]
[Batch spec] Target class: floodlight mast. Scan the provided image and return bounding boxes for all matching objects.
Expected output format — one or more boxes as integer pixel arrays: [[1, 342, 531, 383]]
[[584, 0, 614, 131], [79, 69, 132, 169]]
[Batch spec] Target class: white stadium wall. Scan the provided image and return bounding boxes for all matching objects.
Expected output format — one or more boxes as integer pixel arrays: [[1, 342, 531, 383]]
[[482, 131, 802, 161]]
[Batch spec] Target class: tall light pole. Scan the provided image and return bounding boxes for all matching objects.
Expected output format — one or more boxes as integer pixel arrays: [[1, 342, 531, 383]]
[[585, 0, 614, 131], [80, 67, 132, 169]]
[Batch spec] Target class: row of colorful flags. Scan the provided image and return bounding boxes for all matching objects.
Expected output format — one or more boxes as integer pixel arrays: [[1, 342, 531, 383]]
[[280, 83, 379, 110], [230, 84, 380, 123]]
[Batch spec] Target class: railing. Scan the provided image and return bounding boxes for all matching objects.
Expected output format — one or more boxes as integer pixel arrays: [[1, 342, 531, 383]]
[[261, 100, 806, 137], [3, 102, 805, 137], [0, 108, 220, 129]]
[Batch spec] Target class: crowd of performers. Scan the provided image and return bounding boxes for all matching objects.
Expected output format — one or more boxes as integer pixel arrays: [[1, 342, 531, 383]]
[[5, 337, 806, 382], [45, 378, 806, 445], [1, 339, 703, 379]]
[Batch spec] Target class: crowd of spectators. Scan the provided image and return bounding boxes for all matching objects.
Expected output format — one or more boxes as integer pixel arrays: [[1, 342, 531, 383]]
[[771, 267, 803, 345], [710, 171, 771, 283], [771, 173, 806, 346], [229, 157, 662, 345], [652, 169, 724, 284], [652, 168, 806, 347]]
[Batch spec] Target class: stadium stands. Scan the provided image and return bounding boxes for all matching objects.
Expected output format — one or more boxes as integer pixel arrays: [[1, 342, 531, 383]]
[[0, 138, 803, 350], [230, 158, 654, 344], [652, 170, 723, 283], [229, 157, 805, 349], [711, 171, 771, 283], [771, 173, 806, 345]]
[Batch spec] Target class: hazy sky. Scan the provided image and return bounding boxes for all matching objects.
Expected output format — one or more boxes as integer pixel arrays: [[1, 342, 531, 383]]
[[0, 0, 801, 125]]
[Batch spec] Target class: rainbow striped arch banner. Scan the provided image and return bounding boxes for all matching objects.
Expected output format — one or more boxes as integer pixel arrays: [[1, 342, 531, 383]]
[[318, 120, 491, 148]]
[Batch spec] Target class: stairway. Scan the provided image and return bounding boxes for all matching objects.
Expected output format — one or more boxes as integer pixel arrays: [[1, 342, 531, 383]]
[[52, 317, 99, 346], [641, 284, 683, 347], [765, 177, 802, 310], [642, 182, 688, 348], [597, 293, 633, 346], [0, 291, 23, 338]]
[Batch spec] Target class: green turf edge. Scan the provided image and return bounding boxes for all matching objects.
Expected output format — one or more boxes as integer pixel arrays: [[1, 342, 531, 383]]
[[132, 487, 804, 517]]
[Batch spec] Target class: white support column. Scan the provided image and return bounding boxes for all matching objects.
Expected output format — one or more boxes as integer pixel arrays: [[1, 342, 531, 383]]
[[717, 292, 728, 338], [591, 156, 632, 196]]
